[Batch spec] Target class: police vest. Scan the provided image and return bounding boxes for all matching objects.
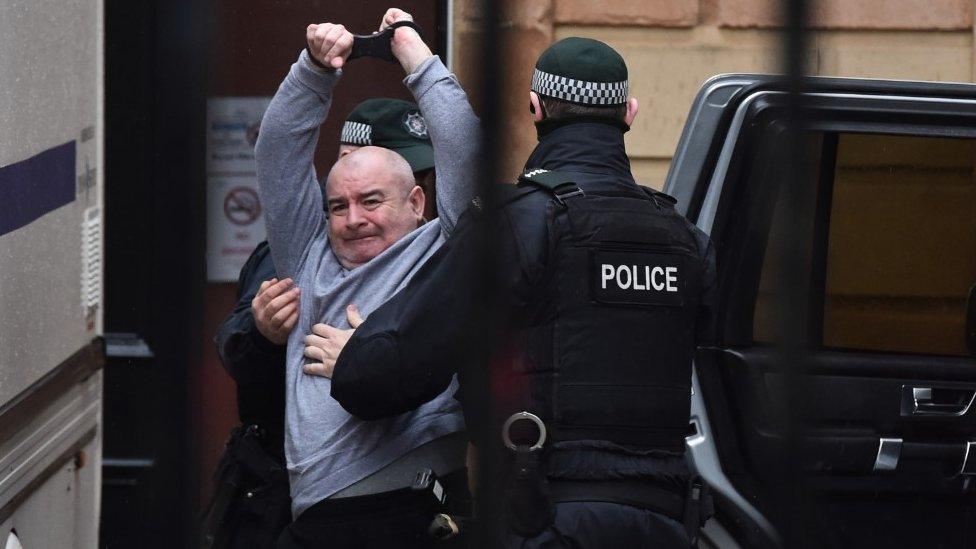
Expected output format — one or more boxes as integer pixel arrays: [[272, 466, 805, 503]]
[[501, 169, 706, 454]]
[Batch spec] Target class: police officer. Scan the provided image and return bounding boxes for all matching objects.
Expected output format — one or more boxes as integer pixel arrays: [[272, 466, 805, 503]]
[[478, 37, 717, 547], [202, 98, 437, 549], [331, 37, 717, 547]]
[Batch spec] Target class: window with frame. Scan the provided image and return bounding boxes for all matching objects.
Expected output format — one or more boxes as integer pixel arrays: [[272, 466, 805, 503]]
[[754, 133, 976, 358]]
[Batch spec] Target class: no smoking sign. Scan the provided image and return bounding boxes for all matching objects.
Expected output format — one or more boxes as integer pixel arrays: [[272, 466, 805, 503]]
[[223, 186, 261, 226], [207, 178, 268, 281]]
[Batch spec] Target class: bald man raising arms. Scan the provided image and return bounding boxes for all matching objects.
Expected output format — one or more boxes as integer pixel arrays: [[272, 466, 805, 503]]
[[254, 9, 480, 549], [322, 147, 424, 270]]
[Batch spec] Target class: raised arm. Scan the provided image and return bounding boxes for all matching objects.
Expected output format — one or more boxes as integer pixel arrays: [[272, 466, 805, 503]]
[[254, 24, 352, 278], [384, 9, 483, 235]]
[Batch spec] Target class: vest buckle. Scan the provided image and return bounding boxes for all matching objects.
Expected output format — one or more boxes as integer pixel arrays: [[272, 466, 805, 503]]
[[553, 185, 585, 205]]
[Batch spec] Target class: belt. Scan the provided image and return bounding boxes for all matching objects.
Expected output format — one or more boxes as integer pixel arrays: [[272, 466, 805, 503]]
[[330, 431, 467, 498], [548, 479, 686, 522]]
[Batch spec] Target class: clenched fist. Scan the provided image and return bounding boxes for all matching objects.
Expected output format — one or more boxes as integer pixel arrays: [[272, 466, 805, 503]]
[[379, 8, 432, 74], [306, 22, 354, 69], [252, 277, 301, 345]]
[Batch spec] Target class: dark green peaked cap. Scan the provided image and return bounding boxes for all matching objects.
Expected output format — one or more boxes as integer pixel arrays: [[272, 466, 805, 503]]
[[341, 98, 434, 173], [531, 37, 629, 106]]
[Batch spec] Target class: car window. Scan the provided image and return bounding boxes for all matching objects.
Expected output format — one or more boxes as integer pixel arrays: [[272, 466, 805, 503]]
[[755, 133, 976, 357], [824, 134, 975, 356]]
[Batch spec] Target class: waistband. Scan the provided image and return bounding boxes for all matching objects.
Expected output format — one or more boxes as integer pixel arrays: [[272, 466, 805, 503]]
[[329, 431, 467, 499], [297, 468, 469, 524]]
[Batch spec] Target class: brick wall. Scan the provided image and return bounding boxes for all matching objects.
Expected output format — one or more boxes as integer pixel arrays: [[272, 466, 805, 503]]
[[452, 0, 974, 187]]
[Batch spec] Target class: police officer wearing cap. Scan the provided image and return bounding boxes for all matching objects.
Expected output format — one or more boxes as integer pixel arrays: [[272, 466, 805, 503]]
[[204, 98, 438, 549], [330, 37, 717, 547], [339, 98, 439, 219], [485, 36, 717, 547]]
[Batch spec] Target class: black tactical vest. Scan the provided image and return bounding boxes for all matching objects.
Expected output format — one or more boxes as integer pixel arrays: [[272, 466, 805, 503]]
[[500, 169, 706, 454]]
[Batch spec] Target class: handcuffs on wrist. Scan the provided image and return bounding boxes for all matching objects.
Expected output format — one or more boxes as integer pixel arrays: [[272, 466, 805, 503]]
[[307, 20, 423, 68]]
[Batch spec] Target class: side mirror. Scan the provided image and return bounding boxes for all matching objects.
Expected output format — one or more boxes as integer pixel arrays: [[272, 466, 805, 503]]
[[967, 283, 976, 356]]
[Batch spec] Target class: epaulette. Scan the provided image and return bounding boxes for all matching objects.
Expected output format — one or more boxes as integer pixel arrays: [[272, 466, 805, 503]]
[[517, 168, 575, 190], [638, 185, 678, 208], [517, 168, 584, 203]]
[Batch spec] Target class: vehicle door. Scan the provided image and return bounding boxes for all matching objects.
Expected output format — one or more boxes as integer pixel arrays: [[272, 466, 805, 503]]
[[667, 76, 976, 548]]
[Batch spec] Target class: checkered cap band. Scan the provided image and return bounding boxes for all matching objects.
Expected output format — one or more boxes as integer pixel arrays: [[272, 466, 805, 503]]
[[531, 69, 628, 106], [341, 121, 372, 145]]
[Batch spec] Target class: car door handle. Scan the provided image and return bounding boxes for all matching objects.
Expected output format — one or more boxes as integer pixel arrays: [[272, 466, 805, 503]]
[[905, 386, 976, 417]]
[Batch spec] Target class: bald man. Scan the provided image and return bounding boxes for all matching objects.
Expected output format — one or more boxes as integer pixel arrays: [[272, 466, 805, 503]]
[[254, 9, 480, 548], [207, 108, 439, 549], [321, 147, 424, 270]]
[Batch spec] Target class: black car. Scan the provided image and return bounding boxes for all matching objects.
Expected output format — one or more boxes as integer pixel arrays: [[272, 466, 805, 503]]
[[669, 75, 976, 548]]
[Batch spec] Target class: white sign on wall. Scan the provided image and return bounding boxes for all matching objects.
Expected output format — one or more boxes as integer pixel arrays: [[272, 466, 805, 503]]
[[206, 97, 271, 281]]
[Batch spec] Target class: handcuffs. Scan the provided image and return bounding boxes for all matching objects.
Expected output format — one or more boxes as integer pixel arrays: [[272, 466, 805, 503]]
[[351, 21, 424, 63], [307, 21, 424, 68], [502, 411, 547, 452], [501, 411, 553, 537]]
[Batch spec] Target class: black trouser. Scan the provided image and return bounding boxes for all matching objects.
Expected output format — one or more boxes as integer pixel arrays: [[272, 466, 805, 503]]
[[501, 501, 690, 549], [276, 470, 469, 549]]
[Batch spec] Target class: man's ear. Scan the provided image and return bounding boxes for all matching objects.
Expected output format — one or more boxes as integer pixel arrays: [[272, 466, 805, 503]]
[[408, 184, 426, 220], [529, 91, 544, 123], [337, 144, 359, 159], [624, 97, 639, 127]]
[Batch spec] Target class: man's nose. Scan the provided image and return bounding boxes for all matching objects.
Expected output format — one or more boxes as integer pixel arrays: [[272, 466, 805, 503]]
[[346, 204, 367, 228]]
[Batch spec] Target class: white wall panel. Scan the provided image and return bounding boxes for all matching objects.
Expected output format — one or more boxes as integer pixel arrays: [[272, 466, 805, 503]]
[[0, 0, 103, 406]]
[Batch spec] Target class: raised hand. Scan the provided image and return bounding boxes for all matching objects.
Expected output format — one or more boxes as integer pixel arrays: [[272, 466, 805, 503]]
[[379, 7, 415, 31], [306, 22, 355, 69], [379, 8, 432, 74]]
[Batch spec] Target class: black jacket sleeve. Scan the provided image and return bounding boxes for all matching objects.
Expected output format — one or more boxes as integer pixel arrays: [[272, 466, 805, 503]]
[[214, 241, 286, 386]]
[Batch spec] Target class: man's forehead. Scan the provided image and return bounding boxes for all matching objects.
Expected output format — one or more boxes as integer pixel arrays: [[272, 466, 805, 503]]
[[326, 184, 389, 201], [326, 148, 412, 198]]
